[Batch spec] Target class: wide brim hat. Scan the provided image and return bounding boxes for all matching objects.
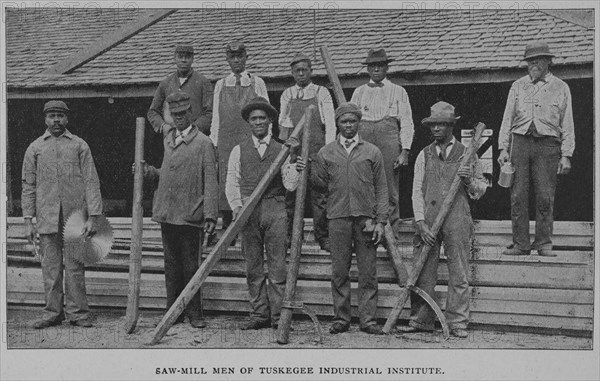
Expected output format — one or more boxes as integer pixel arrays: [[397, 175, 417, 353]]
[[362, 48, 393, 65], [523, 41, 555, 60], [421, 101, 460, 125], [241, 97, 278, 121], [43, 100, 70, 114]]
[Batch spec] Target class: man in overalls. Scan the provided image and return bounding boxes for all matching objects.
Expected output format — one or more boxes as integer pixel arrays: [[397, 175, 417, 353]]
[[350, 48, 415, 236], [279, 52, 336, 251], [397, 101, 487, 338], [210, 42, 269, 244]]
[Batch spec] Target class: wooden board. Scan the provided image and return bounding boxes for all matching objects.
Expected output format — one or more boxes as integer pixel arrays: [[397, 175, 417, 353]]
[[6, 267, 594, 332]]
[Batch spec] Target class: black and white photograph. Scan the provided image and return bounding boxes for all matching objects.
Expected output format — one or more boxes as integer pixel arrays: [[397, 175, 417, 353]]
[[1, 1, 598, 380]]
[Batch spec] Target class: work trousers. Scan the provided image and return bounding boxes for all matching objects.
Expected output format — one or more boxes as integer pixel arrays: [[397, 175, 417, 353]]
[[40, 212, 89, 322], [286, 163, 329, 246], [409, 219, 471, 330], [329, 216, 378, 328], [161, 223, 203, 321], [359, 118, 401, 233], [241, 197, 288, 325], [510, 134, 561, 251]]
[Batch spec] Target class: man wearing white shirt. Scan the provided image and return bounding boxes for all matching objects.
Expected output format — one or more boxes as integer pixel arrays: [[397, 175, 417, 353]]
[[279, 52, 336, 251], [397, 101, 486, 339], [226, 97, 299, 330], [351, 48, 415, 236], [210, 42, 270, 242]]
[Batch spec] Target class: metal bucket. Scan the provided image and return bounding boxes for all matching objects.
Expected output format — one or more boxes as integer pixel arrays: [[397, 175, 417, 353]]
[[498, 162, 515, 188]]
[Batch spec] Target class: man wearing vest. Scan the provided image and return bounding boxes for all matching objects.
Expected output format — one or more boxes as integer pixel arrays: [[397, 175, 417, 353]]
[[498, 41, 574, 257], [397, 101, 487, 338], [279, 52, 336, 251], [211, 42, 270, 244], [350, 48, 414, 237], [225, 97, 299, 330], [142, 92, 218, 328], [147, 44, 213, 137], [308, 102, 389, 335]]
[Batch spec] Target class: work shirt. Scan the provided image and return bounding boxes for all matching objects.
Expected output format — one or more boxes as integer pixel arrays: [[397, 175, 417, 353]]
[[146, 125, 218, 227], [412, 137, 487, 222], [498, 73, 575, 157], [350, 78, 415, 150], [210, 71, 269, 146], [21, 129, 103, 234], [225, 134, 299, 210], [279, 83, 336, 144], [311, 135, 389, 224], [147, 69, 214, 136]]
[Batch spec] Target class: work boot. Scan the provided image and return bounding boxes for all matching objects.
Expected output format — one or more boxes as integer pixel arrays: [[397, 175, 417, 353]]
[[240, 319, 270, 330], [32, 318, 63, 329], [537, 249, 557, 257], [502, 247, 530, 256], [450, 328, 468, 338], [360, 324, 384, 335], [329, 322, 350, 334], [70, 318, 93, 327]]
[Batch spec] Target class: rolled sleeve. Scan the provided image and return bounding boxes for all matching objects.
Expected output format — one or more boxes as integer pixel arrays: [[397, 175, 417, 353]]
[[225, 145, 242, 210]]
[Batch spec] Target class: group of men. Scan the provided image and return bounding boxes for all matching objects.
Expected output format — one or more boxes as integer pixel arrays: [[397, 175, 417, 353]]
[[22, 40, 574, 340]]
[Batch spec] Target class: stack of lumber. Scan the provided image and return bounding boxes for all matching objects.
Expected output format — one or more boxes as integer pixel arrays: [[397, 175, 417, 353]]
[[6, 217, 594, 333]]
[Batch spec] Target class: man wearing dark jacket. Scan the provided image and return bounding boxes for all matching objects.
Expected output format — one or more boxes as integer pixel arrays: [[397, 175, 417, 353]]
[[143, 91, 218, 328], [309, 102, 389, 335], [147, 44, 213, 136]]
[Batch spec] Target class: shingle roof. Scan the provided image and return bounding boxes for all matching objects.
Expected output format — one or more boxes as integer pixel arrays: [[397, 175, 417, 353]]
[[6, 8, 594, 89], [5, 8, 141, 85]]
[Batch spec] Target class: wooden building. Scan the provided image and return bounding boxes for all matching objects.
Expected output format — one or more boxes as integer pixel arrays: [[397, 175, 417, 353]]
[[4, 8, 595, 337], [5, 8, 594, 221]]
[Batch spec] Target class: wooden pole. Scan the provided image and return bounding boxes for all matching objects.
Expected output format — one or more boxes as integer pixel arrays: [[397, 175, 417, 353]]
[[124, 117, 145, 333], [319, 46, 346, 107], [276, 111, 312, 345], [381, 122, 486, 333], [148, 106, 317, 345]]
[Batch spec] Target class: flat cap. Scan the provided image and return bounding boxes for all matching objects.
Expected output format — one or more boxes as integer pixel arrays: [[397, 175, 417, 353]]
[[335, 102, 362, 121], [290, 52, 311, 67], [166, 91, 191, 113], [226, 41, 246, 54], [43, 100, 70, 114], [175, 44, 194, 54]]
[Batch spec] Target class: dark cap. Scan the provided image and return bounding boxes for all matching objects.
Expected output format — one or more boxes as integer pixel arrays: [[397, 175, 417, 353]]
[[226, 41, 246, 54], [335, 102, 362, 121], [43, 100, 70, 114], [290, 52, 311, 67], [175, 44, 194, 54], [241, 97, 278, 121], [362, 48, 393, 65], [166, 91, 191, 113], [523, 41, 554, 60]]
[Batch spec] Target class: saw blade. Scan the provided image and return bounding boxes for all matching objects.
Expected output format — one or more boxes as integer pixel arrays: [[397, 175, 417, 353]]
[[63, 209, 113, 265]]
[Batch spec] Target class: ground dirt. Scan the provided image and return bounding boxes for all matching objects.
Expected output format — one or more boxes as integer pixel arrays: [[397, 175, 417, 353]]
[[5, 307, 592, 350]]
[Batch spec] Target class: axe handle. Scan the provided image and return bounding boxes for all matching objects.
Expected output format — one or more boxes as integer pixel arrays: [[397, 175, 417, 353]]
[[124, 117, 145, 333], [320, 46, 346, 105], [276, 109, 313, 345]]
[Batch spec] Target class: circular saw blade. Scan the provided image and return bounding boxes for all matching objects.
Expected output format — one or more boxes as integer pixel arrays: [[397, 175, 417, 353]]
[[63, 209, 113, 265]]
